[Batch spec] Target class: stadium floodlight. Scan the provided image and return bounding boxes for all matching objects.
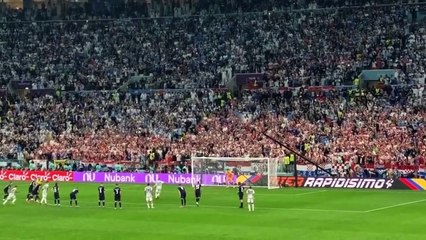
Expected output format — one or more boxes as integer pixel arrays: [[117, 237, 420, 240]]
[[191, 157, 280, 189]]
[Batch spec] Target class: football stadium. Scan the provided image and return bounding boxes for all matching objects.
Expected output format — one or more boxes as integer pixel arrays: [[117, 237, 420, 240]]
[[1, 0, 426, 240]]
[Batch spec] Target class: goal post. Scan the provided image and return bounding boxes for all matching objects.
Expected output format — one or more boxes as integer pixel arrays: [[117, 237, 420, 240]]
[[190, 157, 280, 189]]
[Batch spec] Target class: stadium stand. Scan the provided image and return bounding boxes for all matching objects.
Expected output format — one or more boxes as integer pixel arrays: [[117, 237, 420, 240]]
[[0, 1, 425, 177]]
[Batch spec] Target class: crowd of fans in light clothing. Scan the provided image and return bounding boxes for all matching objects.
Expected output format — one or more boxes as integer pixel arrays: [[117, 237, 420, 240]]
[[0, 2, 425, 176]]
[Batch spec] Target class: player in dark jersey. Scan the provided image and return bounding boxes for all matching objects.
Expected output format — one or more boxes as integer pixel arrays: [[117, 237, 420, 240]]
[[194, 181, 202, 207], [113, 184, 121, 209], [53, 182, 60, 206], [238, 182, 244, 208], [98, 183, 105, 207], [32, 182, 41, 203], [26, 181, 35, 202], [178, 184, 187, 208], [3, 181, 12, 200], [70, 188, 79, 207]]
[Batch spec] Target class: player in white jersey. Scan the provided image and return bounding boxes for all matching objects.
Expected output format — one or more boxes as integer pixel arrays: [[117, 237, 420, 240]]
[[154, 180, 163, 199], [144, 183, 154, 209], [3, 186, 17, 205], [40, 181, 49, 205], [246, 186, 255, 212]]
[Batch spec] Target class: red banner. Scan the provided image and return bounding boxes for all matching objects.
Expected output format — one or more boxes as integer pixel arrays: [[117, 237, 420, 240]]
[[276, 176, 305, 187], [0, 170, 74, 182]]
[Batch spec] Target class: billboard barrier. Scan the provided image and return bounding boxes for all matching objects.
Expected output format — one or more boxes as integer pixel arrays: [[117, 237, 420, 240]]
[[301, 177, 426, 190], [1, 170, 424, 191], [0, 170, 74, 182], [398, 178, 426, 190], [303, 177, 395, 189], [276, 176, 305, 187], [73, 172, 229, 185]]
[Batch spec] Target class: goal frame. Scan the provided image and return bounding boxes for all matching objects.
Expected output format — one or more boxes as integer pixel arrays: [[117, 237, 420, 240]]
[[190, 156, 279, 189]]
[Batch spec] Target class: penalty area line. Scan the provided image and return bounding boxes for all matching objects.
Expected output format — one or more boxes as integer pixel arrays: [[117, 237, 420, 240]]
[[293, 190, 328, 196], [363, 199, 426, 213], [46, 202, 360, 213]]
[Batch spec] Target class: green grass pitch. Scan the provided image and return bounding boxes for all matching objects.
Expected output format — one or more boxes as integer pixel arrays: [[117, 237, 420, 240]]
[[1, 181, 425, 240]]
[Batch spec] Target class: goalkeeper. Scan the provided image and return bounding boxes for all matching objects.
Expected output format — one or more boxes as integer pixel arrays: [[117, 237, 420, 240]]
[[226, 169, 234, 187]]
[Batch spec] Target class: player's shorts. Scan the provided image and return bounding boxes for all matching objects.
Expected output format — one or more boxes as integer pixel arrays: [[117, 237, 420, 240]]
[[99, 194, 105, 201], [70, 194, 77, 200], [195, 190, 201, 198], [6, 194, 15, 201], [114, 195, 121, 202], [146, 196, 153, 202], [54, 193, 60, 199], [238, 193, 244, 200], [247, 197, 254, 204]]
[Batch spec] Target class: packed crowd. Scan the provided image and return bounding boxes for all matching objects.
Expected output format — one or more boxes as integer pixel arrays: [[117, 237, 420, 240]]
[[1, 85, 425, 173], [1, 4, 426, 90], [0, 1, 426, 175], [2, 0, 420, 21]]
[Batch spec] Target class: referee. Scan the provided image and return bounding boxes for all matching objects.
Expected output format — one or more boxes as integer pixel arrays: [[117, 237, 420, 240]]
[[194, 181, 201, 206], [237, 182, 244, 208], [178, 184, 187, 208]]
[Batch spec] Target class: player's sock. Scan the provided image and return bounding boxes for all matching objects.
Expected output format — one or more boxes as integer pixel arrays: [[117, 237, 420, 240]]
[[119, 202, 122, 208], [114, 202, 117, 208], [180, 199, 184, 206], [12, 199, 16, 204], [75, 200, 78, 206], [151, 203, 154, 208], [103, 201, 105, 207], [252, 205, 255, 211], [98, 201, 101, 207], [147, 203, 150, 208], [58, 200, 60, 205], [70, 201, 72, 206], [184, 198, 186, 206]]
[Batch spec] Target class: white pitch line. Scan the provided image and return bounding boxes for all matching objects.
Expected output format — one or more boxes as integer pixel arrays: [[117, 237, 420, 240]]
[[285, 208, 362, 213], [293, 190, 328, 196], [45, 201, 360, 213], [364, 199, 426, 213]]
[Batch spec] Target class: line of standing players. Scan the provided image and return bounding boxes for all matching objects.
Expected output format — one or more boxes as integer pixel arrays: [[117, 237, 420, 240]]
[[4, 180, 254, 211], [4, 180, 204, 209]]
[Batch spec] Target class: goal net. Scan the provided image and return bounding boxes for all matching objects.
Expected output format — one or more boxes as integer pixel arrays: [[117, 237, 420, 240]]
[[191, 157, 280, 189]]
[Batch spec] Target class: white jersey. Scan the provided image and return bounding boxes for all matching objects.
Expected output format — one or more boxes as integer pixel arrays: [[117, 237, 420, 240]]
[[155, 181, 163, 189], [246, 188, 255, 199], [9, 187, 17, 197], [42, 184, 49, 194], [145, 186, 153, 198]]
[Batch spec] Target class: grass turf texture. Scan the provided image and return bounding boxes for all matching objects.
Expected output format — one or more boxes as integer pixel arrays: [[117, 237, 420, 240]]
[[1, 181, 425, 240]]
